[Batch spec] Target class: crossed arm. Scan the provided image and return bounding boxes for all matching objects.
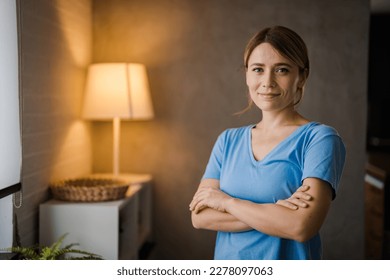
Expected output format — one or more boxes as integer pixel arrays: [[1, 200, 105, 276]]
[[189, 178, 333, 242]]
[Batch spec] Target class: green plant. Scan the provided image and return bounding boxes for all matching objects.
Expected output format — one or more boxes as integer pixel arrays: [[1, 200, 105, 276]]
[[2, 233, 103, 260]]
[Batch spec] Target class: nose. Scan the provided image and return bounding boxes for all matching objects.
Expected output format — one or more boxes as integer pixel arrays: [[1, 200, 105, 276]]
[[262, 71, 276, 88], [263, 82, 275, 88]]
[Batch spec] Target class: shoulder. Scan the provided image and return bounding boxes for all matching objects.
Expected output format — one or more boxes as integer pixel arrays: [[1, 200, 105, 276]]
[[222, 125, 253, 137], [217, 125, 253, 142], [304, 122, 343, 140], [213, 125, 253, 148], [303, 122, 346, 154]]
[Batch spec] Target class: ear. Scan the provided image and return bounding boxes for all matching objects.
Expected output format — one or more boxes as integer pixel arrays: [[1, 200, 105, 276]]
[[245, 67, 250, 86], [298, 69, 308, 88]]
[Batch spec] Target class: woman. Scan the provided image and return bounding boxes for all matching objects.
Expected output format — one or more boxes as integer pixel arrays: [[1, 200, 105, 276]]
[[189, 26, 346, 260]]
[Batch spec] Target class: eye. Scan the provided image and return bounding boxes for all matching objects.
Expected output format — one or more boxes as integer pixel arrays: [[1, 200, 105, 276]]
[[252, 67, 263, 73], [275, 67, 290, 74]]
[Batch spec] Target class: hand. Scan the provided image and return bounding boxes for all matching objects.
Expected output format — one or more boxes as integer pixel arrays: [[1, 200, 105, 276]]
[[276, 185, 312, 210], [189, 186, 231, 214]]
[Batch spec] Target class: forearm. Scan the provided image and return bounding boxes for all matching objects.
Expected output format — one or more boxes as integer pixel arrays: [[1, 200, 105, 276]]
[[224, 179, 332, 242], [225, 198, 309, 241], [191, 208, 251, 232], [190, 181, 304, 236], [189, 178, 331, 242]]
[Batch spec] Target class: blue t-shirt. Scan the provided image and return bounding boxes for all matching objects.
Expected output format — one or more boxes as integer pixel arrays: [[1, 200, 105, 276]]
[[202, 122, 346, 260]]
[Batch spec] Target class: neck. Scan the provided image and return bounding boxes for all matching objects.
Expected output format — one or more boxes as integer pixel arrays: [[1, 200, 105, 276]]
[[257, 108, 307, 129]]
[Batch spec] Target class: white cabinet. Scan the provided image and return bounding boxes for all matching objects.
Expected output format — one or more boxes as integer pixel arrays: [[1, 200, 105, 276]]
[[39, 174, 152, 260]]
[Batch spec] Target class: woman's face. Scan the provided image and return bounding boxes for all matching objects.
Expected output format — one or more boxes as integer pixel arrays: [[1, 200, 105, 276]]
[[246, 43, 304, 113]]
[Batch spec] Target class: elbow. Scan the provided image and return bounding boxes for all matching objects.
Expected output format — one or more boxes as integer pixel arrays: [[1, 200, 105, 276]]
[[289, 221, 317, 243], [192, 222, 201, 230], [293, 232, 313, 243], [191, 212, 203, 229], [191, 209, 217, 230], [192, 219, 201, 229]]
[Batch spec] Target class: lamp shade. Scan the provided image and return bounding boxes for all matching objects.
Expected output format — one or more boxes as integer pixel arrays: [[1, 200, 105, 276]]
[[82, 63, 154, 120]]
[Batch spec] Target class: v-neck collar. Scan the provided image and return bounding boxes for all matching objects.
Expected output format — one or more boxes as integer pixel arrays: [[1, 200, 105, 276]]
[[248, 122, 316, 165]]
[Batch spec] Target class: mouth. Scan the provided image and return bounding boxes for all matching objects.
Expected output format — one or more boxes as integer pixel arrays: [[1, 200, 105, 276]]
[[258, 93, 281, 99]]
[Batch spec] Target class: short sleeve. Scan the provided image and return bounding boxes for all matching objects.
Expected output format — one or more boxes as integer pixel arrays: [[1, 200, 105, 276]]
[[202, 131, 227, 180], [302, 127, 346, 199]]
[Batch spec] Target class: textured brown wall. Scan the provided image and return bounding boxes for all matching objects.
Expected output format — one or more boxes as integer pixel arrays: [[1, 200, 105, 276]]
[[17, 0, 92, 245], [92, 0, 369, 259]]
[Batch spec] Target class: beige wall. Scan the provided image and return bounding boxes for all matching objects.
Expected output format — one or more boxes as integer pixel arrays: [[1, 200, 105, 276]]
[[16, 0, 92, 245], [16, 0, 369, 259], [92, 0, 369, 259]]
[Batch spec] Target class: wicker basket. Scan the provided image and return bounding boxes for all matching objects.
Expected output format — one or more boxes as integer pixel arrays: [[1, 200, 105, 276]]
[[49, 177, 129, 202]]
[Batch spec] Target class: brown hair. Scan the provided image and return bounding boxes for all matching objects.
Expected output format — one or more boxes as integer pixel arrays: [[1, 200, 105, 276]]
[[244, 26, 309, 75], [238, 26, 310, 114]]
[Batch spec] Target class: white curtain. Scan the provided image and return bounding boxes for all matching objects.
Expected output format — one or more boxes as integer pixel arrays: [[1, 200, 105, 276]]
[[0, 0, 21, 249]]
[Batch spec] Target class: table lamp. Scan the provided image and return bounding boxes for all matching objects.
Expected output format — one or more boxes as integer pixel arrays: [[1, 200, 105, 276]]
[[82, 63, 154, 176]]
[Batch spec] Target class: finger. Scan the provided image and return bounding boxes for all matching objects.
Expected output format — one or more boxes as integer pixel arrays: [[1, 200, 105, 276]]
[[276, 200, 298, 210], [189, 195, 199, 210], [287, 198, 308, 207], [189, 201, 195, 211], [190, 194, 205, 211], [189, 196, 201, 211], [191, 190, 206, 204], [291, 192, 312, 201], [198, 204, 208, 213], [298, 185, 310, 192], [190, 190, 209, 211], [190, 201, 201, 212], [194, 202, 207, 214], [189, 200, 195, 211]]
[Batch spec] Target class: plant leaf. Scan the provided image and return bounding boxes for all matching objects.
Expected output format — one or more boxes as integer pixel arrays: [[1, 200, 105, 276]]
[[2, 246, 40, 260], [1, 233, 102, 260]]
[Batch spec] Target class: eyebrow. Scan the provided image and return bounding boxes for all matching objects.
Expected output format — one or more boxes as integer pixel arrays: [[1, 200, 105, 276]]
[[249, 62, 294, 68]]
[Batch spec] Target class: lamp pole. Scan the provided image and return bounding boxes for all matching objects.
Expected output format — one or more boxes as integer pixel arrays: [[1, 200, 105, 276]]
[[113, 117, 120, 176]]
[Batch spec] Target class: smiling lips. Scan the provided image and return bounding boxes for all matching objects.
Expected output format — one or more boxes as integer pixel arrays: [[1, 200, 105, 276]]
[[258, 93, 281, 99]]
